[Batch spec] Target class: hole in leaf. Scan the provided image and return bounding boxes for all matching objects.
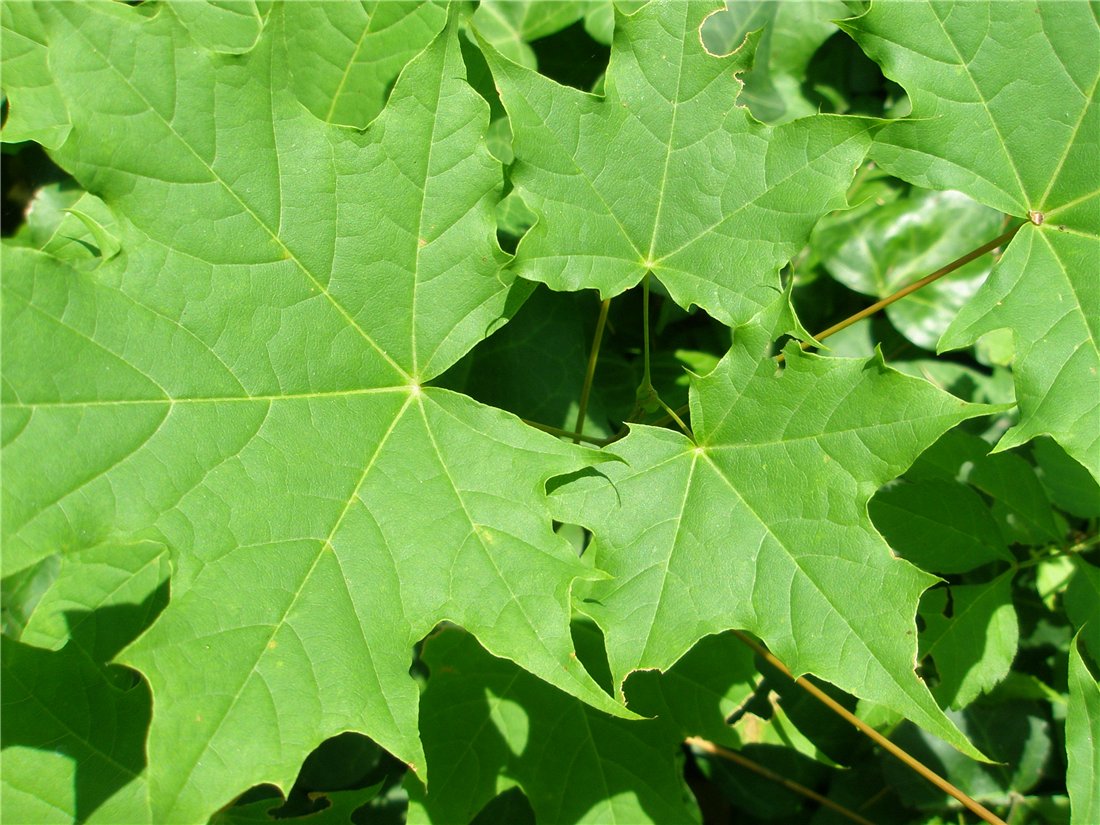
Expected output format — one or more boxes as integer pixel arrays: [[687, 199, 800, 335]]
[[570, 615, 614, 696], [803, 30, 908, 119], [530, 20, 610, 92], [1, 142, 74, 237]]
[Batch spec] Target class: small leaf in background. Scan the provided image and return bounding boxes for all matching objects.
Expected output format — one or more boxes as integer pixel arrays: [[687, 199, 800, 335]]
[[814, 188, 1004, 350], [699, 0, 848, 124], [472, 0, 591, 69], [920, 574, 1019, 710], [8, 184, 119, 261]]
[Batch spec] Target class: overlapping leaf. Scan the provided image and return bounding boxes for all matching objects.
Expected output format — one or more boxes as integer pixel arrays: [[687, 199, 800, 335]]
[[0, 1, 71, 148], [842, 0, 1100, 479], [552, 323, 990, 758], [1, 5, 627, 822], [481, 0, 873, 327]]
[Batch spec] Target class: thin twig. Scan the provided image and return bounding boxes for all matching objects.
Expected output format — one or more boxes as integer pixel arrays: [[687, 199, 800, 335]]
[[522, 418, 610, 446], [686, 737, 879, 825], [574, 298, 611, 443], [778, 222, 1024, 363], [731, 631, 1008, 825]]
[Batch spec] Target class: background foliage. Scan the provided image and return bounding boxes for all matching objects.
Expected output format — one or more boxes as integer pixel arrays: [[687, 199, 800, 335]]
[[1, 1, 1097, 824]]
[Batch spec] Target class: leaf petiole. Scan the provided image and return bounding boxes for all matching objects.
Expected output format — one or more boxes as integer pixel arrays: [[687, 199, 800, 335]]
[[573, 298, 611, 444]]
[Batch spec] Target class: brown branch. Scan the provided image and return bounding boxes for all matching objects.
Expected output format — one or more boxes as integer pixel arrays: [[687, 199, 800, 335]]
[[731, 631, 1008, 825], [778, 221, 1024, 362], [686, 736, 879, 825], [522, 418, 610, 446]]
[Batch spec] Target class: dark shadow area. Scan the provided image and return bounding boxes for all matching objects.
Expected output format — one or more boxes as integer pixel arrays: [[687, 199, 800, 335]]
[[1, 580, 168, 824], [414, 627, 693, 824], [884, 700, 1052, 809], [1, 142, 73, 237], [530, 20, 610, 92], [434, 285, 635, 438], [802, 29, 908, 119], [470, 786, 535, 825]]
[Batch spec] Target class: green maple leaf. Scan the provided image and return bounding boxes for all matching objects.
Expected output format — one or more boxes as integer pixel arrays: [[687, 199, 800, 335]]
[[480, 0, 873, 327], [1, 6, 628, 822], [841, 0, 1100, 480], [551, 322, 991, 759]]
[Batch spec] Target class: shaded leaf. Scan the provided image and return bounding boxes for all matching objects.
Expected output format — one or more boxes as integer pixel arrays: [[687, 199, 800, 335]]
[[1033, 437, 1100, 519], [623, 632, 759, 751], [870, 477, 1011, 574], [1065, 561, 1100, 665], [0, 542, 168, 824], [406, 629, 698, 825], [1067, 634, 1100, 825], [920, 573, 1018, 710], [885, 701, 1051, 808]]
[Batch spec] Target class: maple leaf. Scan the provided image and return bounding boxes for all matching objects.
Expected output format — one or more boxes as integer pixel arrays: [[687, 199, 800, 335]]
[[1, 6, 627, 822], [841, 0, 1100, 480], [551, 322, 991, 759], [480, 0, 873, 327]]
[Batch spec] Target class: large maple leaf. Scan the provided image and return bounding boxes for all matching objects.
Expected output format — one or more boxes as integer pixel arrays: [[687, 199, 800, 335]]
[[1, 5, 628, 822], [480, 0, 873, 327], [551, 322, 991, 759], [841, 0, 1100, 480]]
